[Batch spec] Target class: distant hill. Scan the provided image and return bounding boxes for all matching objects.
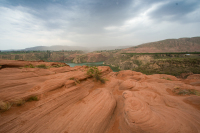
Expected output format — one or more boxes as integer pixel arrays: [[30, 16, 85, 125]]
[[22, 45, 131, 52], [23, 45, 87, 51], [122, 37, 200, 53], [2, 37, 200, 53]]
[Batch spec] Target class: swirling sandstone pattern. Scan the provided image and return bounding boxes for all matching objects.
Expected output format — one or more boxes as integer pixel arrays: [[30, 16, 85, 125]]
[[0, 60, 200, 133]]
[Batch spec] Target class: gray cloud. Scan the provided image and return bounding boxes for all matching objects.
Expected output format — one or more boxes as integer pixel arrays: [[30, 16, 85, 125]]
[[0, 0, 200, 50], [148, 0, 200, 23]]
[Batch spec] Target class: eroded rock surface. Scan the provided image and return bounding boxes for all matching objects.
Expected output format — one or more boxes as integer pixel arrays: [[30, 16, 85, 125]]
[[0, 60, 200, 133]]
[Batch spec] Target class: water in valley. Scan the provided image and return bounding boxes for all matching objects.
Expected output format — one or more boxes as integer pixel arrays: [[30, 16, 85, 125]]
[[66, 62, 120, 72]]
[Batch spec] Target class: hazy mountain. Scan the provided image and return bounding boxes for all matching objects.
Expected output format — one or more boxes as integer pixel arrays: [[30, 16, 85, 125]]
[[23, 45, 87, 51], [22, 45, 132, 52]]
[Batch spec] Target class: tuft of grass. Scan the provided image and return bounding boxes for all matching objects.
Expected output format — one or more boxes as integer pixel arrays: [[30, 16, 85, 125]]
[[173, 87, 200, 96], [52, 64, 65, 68], [24, 64, 35, 68], [69, 77, 81, 85], [161, 77, 171, 81], [74, 79, 80, 85], [36, 64, 47, 69], [13, 99, 26, 106], [116, 72, 120, 76], [99, 78, 105, 84], [27, 96, 39, 101], [0, 101, 12, 111], [75, 79, 80, 84], [103, 78, 109, 81], [166, 78, 172, 80], [69, 77, 75, 80], [86, 66, 106, 84]]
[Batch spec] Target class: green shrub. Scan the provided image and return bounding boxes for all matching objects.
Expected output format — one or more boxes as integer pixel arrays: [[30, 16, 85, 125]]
[[13, 99, 26, 106], [36, 64, 47, 69], [166, 78, 172, 80], [74, 79, 81, 85], [69, 77, 75, 80], [99, 78, 105, 84], [0, 101, 12, 111], [87, 66, 99, 76], [87, 66, 105, 84], [27, 96, 39, 101], [173, 87, 200, 96], [52, 64, 65, 68], [69, 77, 81, 85], [161, 77, 171, 80], [24, 64, 35, 68]]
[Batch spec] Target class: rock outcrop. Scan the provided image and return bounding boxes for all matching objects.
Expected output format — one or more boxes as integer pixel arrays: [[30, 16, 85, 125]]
[[0, 59, 68, 68], [73, 53, 110, 63], [0, 60, 200, 133], [104, 53, 200, 76], [0, 51, 84, 62]]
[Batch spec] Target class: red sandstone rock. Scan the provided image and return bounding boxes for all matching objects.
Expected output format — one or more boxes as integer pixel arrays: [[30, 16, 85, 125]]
[[187, 74, 200, 79], [0, 59, 68, 68], [0, 60, 200, 133]]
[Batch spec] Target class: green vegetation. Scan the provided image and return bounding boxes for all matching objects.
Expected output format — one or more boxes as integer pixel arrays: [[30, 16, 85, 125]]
[[104, 51, 200, 76], [0, 50, 84, 62], [24, 64, 35, 68], [121, 52, 200, 55], [87, 66, 106, 84], [107, 65, 120, 72], [132, 58, 200, 76], [52, 64, 65, 68], [27, 96, 39, 101], [132, 60, 142, 67], [23, 63, 65, 69], [36, 64, 48, 69], [173, 87, 200, 96], [161, 77, 171, 80], [0, 101, 12, 112], [0, 96, 39, 112], [13, 99, 26, 106], [94, 49, 121, 53], [69, 77, 75, 80], [74, 79, 81, 85], [69, 77, 80, 85]]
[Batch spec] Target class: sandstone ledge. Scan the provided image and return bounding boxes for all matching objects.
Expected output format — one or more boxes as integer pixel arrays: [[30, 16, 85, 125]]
[[0, 60, 200, 133]]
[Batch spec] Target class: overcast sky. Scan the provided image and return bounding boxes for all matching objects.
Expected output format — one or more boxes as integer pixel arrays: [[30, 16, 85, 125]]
[[0, 0, 200, 50]]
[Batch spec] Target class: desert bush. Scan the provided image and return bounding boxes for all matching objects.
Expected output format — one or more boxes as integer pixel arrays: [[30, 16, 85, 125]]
[[69, 77, 75, 80], [52, 64, 65, 68], [27, 96, 39, 101], [69, 77, 80, 85], [36, 64, 47, 69], [74, 79, 81, 85], [161, 77, 171, 80], [13, 99, 26, 106], [173, 87, 200, 96], [0, 101, 12, 111], [24, 64, 35, 68], [87, 66, 101, 76], [87, 66, 105, 84]]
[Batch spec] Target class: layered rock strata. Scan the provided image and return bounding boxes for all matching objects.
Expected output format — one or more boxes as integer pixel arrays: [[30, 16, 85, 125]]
[[0, 60, 200, 133]]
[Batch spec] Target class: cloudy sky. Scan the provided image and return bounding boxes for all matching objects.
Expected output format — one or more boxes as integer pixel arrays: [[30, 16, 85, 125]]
[[0, 0, 200, 50]]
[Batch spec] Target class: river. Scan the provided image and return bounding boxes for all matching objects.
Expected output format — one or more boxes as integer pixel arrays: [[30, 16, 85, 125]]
[[66, 62, 120, 72]]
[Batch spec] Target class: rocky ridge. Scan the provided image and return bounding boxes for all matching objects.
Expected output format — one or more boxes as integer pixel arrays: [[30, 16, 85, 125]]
[[0, 60, 200, 133], [122, 37, 200, 53]]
